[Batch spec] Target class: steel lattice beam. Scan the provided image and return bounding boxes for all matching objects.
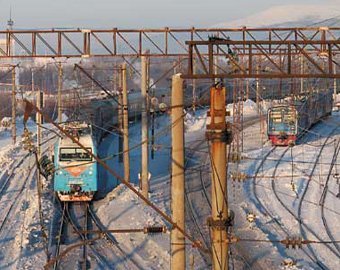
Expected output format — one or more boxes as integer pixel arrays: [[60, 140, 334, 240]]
[[184, 39, 340, 79], [0, 27, 339, 58], [0, 27, 339, 78]]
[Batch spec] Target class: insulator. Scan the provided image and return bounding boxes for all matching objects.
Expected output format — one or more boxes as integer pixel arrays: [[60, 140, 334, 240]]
[[21, 128, 35, 153], [158, 103, 168, 113], [230, 171, 248, 182], [282, 237, 303, 249], [150, 97, 159, 107], [291, 183, 296, 192], [144, 226, 166, 234], [246, 212, 256, 223], [39, 155, 55, 177]]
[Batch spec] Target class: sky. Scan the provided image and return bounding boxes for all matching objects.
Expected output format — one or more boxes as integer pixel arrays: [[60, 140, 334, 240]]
[[0, 0, 339, 29]]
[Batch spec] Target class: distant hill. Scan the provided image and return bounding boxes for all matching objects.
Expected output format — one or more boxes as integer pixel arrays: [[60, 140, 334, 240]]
[[214, 4, 340, 28]]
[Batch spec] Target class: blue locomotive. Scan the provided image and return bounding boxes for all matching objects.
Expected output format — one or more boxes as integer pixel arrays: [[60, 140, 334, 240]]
[[267, 89, 333, 146], [53, 122, 97, 201]]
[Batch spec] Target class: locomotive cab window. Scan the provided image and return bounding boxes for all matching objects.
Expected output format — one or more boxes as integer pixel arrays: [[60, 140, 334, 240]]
[[59, 148, 92, 161]]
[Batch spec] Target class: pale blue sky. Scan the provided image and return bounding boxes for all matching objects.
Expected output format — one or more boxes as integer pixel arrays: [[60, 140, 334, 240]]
[[0, 0, 338, 29]]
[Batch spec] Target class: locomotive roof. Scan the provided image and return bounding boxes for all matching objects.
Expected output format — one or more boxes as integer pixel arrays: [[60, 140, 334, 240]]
[[58, 134, 94, 148]]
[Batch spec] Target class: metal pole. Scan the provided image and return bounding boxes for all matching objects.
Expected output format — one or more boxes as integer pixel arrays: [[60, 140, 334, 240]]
[[214, 52, 218, 84], [141, 54, 149, 198], [11, 66, 16, 144], [122, 63, 130, 182], [57, 63, 62, 122], [192, 57, 196, 114], [246, 79, 249, 100], [256, 64, 260, 113], [58, 62, 63, 123], [91, 65, 95, 93], [207, 85, 229, 270], [300, 55, 304, 94], [36, 89, 42, 158], [334, 62, 337, 102], [170, 73, 185, 270]]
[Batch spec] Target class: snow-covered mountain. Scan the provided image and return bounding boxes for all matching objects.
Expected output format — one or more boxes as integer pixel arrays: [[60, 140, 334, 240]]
[[215, 4, 340, 28]]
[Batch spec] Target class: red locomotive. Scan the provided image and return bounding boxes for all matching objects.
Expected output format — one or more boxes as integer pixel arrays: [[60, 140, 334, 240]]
[[267, 90, 333, 146]]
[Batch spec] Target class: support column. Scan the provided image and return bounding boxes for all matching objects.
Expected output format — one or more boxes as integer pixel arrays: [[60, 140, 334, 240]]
[[207, 85, 229, 270], [36, 89, 42, 158], [118, 66, 123, 163], [192, 57, 196, 114], [334, 62, 337, 103], [58, 62, 63, 123], [141, 54, 149, 198], [170, 73, 185, 270], [122, 63, 130, 182], [11, 66, 16, 145], [255, 63, 260, 113], [300, 55, 304, 94]]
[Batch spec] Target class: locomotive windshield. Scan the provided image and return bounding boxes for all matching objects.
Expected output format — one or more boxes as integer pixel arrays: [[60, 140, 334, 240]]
[[59, 147, 92, 161], [268, 107, 296, 133]]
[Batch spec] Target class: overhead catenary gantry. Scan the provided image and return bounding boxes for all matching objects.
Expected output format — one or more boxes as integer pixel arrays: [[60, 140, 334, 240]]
[[184, 39, 340, 79], [1, 27, 339, 81], [0, 27, 338, 57]]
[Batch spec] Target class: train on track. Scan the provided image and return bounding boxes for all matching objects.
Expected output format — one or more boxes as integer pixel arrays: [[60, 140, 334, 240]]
[[267, 89, 333, 146], [53, 122, 98, 201]]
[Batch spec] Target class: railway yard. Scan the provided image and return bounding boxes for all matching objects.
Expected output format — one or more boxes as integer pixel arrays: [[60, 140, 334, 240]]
[[0, 2, 340, 270], [0, 104, 339, 269]]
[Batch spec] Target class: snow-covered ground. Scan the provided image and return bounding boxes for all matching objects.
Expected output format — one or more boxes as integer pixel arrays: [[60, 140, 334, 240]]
[[0, 99, 339, 269], [0, 117, 58, 269]]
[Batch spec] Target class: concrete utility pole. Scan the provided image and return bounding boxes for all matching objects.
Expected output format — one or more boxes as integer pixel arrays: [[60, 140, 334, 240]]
[[122, 63, 130, 182], [170, 73, 185, 270], [141, 54, 149, 198], [207, 85, 229, 270], [118, 67, 123, 163], [11, 66, 16, 144], [57, 62, 63, 123]]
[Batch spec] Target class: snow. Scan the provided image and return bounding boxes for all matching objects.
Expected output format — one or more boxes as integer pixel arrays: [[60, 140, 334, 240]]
[[1, 96, 339, 269], [0, 116, 58, 269], [235, 111, 340, 269], [185, 109, 208, 132], [227, 99, 260, 116], [214, 4, 340, 28], [95, 184, 170, 269]]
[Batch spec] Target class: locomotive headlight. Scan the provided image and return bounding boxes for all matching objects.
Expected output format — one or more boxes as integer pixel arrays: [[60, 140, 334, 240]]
[[88, 171, 93, 175]]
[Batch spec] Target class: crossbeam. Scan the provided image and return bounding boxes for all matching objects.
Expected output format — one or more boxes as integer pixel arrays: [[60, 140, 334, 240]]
[[184, 38, 340, 79], [0, 27, 339, 58]]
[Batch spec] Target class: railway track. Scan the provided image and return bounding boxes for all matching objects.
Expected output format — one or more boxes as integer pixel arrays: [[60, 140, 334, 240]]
[[183, 116, 261, 269], [52, 201, 111, 269], [53, 203, 67, 270], [0, 134, 56, 201], [87, 203, 143, 270], [184, 140, 212, 267], [269, 147, 328, 268], [252, 125, 340, 269], [319, 140, 340, 255], [251, 146, 328, 269], [0, 164, 36, 238], [51, 201, 143, 270], [296, 126, 340, 262]]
